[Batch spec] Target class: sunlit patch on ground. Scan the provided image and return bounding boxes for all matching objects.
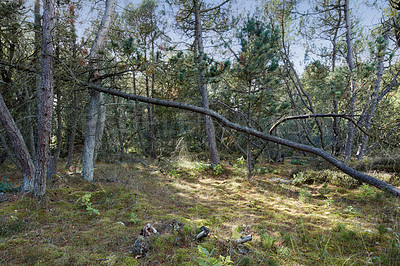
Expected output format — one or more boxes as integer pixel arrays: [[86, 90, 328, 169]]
[[0, 159, 399, 264]]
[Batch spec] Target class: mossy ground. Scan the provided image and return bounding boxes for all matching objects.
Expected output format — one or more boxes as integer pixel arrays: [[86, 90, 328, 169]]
[[0, 157, 400, 265]]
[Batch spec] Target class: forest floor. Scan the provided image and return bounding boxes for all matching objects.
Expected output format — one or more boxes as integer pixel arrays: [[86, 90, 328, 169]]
[[0, 155, 400, 265]]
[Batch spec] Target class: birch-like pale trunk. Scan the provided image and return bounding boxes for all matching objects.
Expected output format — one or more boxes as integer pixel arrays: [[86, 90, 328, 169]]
[[82, 0, 116, 182], [343, 0, 356, 161], [356, 31, 389, 160]]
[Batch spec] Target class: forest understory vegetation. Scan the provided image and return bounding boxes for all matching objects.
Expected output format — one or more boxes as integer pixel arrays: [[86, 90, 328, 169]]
[[2, 0, 400, 264], [0, 152, 400, 265]]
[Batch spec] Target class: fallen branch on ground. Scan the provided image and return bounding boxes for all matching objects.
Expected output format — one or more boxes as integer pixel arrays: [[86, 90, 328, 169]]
[[82, 81, 400, 197]]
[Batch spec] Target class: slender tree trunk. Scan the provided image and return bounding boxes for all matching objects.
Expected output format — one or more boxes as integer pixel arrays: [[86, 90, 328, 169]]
[[112, 95, 125, 155], [82, 0, 116, 182], [246, 81, 253, 179], [34, 0, 55, 197], [331, 4, 342, 156], [149, 39, 157, 159], [48, 86, 62, 178], [356, 30, 389, 160], [343, 0, 356, 161], [193, 0, 220, 165], [145, 46, 157, 159], [48, 37, 62, 179], [65, 86, 78, 169], [65, 15, 78, 169], [133, 71, 146, 156]]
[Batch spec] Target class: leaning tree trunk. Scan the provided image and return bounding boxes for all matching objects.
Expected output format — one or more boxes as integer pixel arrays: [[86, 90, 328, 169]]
[[85, 82, 400, 196], [82, 0, 116, 182], [34, 0, 55, 197], [0, 92, 35, 192], [193, 0, 220, 165]]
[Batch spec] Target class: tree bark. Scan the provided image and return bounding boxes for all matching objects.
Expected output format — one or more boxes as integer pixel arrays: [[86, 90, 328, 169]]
[[343, 0, 356, 161], [331, 5, 342, 156], [82, 0, 116, 182], [34, 0, 55, 197], [194, 0, 220, 166], [0, 92, 35, 192], [356, 30, 389, 160], [84, 82, 400, 196]]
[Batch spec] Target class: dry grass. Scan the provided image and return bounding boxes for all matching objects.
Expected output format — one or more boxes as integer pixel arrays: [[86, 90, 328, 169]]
[[0, 158, 399, 265]]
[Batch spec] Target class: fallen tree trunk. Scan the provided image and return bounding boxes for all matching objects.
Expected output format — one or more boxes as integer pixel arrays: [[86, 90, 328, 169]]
[[83, 82, 400, 196]]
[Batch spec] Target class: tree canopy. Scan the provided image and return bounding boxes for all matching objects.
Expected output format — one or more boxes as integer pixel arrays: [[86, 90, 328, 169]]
[[1, 0, 400, 197]]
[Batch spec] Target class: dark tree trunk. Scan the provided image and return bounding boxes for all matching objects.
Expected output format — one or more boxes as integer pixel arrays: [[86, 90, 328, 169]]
[[133, 71, 146, 156], [112, 95, 125, 155], [34, 0, 55, 197], [48, 86, 62, 179]]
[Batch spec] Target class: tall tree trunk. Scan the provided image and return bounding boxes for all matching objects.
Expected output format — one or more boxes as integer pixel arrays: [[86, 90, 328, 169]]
[[331, 3, 342, 156], [65, 12, 78, 170], [343, 0, 356, 161], [31, 0, 42, 141], [193, 0, 220, 165], [149, 39, 157, 159], [34, 0, 55, 197], [82, 0, 116, 182], [48, 33, 62, 179]]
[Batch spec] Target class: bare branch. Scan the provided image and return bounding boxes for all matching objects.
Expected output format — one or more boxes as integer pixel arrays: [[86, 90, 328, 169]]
[[81, 81, 400, 196], [269, 113, 369, 136]]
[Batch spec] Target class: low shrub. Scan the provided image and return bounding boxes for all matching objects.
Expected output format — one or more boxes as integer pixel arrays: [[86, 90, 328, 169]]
[[292, 169, 361, 188]]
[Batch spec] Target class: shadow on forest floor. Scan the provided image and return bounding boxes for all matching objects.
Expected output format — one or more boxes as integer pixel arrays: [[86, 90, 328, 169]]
[[0, 157, 400, 265]]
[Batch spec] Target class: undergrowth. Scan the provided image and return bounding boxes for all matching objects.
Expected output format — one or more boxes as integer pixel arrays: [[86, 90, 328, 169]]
[[0, 158, 399, 265]]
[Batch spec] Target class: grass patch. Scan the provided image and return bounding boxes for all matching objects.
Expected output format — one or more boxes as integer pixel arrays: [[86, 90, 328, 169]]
[[0, 159, 399, 264]]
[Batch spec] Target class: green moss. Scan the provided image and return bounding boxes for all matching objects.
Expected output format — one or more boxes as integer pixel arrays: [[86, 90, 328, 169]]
[[1, 160, 399, 265]]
